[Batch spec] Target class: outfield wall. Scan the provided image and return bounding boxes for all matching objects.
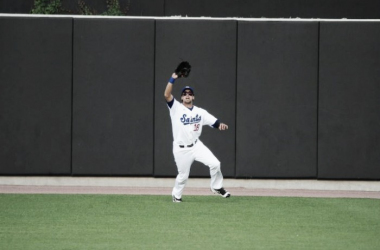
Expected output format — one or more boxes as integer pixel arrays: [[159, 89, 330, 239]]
[[0, 15, 379, 180]]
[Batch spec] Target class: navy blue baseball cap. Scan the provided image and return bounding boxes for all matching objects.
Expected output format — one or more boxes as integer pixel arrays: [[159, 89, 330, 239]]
[[181, 86, 194, 95]]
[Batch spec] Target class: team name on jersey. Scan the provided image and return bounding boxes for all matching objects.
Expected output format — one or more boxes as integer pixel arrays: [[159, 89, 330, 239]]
[[180, 114, 202, 125]]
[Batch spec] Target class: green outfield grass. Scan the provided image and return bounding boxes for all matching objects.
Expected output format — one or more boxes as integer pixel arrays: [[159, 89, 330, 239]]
[[0, 194, 379, 250]]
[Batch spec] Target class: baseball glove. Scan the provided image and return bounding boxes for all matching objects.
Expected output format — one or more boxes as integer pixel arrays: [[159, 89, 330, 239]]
[[175, 61, 191, 78]]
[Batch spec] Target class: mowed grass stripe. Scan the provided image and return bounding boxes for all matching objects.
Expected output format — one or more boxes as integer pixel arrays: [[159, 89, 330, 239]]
[[0, 194, 379, 250]]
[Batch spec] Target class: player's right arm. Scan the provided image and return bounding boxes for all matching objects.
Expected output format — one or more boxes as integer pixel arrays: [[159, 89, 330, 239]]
[[164, 73, 178, 102]]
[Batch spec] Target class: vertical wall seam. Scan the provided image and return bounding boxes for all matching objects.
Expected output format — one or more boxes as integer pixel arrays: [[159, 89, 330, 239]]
[[152, 20, 156, 177], [70, 17, 75, 176], [234, 20, 238, 178], [316, 22, 320, 179]]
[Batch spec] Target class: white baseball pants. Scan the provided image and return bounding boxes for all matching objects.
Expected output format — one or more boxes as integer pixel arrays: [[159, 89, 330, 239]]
[[172, 140, 224, 199]]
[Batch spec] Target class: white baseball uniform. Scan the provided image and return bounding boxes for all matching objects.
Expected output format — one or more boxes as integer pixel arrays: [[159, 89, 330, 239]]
[[167, 98, 224, 199]]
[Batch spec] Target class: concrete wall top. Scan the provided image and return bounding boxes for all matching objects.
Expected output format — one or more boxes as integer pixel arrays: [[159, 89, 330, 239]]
[[1, 13, 380, 22]]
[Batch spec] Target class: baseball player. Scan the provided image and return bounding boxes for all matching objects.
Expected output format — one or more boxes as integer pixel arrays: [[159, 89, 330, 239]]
[[164, 64, 230, 202]]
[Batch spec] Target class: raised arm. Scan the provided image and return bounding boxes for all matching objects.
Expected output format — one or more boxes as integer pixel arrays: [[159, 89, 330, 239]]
[[164, 73, 178, 102]]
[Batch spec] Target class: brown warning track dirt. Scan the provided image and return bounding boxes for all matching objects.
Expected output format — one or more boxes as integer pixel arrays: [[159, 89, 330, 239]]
[[1, 185, 379, 199]]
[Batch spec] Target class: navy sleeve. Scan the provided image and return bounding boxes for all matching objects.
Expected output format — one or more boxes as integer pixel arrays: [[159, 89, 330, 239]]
[[167, 98, 174, 108], [212, 119, 220, 129]]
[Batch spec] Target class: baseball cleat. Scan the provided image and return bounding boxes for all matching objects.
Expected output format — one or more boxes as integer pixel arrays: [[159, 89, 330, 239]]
[[211, 187, 231, 198], [172, 196, 183, 203]]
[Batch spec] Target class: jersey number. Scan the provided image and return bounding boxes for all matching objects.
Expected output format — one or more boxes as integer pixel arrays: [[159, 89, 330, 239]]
[[194, 124, 200, 131]]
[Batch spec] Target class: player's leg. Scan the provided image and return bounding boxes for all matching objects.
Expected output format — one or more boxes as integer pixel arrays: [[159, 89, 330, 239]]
[[193, 141, 223, 190], [172, 147, 194, 200]]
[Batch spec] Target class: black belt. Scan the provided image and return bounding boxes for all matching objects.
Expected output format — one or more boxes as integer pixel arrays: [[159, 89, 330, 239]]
[[179, 140, 197, 148]]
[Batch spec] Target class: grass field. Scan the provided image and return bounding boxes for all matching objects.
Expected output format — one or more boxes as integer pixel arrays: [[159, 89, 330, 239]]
[[0, 194, 379, 250]]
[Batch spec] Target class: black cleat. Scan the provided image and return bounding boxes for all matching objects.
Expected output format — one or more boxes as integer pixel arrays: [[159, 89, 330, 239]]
[[172, 196, 183, 203], [211, 187, 231, 198]]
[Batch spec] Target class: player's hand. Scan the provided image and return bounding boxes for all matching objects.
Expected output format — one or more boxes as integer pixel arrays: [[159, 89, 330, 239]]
[[172, 73, 179, 79], [219, 123, 228, 131], [175, 61, 191, 78]]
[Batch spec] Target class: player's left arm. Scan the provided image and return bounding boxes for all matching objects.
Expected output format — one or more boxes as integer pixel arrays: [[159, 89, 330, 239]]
[[212, 120, 228, 131]]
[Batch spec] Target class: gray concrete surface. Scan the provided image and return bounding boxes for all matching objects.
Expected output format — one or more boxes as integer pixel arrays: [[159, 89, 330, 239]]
[[0, 177, 379, 199]]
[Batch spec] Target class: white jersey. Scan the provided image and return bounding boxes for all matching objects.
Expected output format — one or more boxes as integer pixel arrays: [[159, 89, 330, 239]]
[[168, 98, 217, 145]]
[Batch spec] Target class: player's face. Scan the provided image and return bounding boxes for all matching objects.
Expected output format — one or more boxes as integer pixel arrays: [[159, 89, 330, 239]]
[[181, 91, 194, 104]]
